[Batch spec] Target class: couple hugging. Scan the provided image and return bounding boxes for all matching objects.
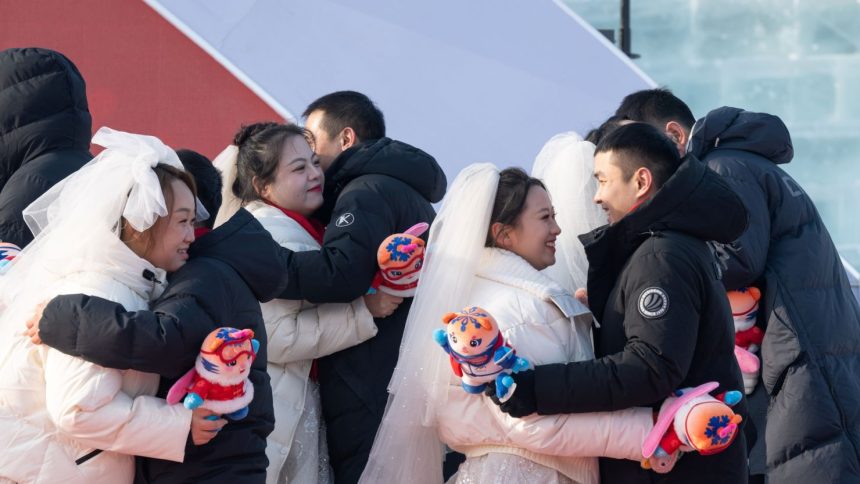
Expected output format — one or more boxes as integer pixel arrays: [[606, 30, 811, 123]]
[[363, 122, 749, 484]]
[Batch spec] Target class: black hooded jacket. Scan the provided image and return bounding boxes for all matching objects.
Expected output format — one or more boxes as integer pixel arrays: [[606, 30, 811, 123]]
[[279, 137, 446, 483], [38, 209, 291, 483], [688, 107, 860, 483], [532, 157, 750, 483], [0, 47, 92, 247]]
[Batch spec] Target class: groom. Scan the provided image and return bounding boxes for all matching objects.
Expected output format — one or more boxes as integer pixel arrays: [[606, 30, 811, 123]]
[[495, 123, 749, 483]]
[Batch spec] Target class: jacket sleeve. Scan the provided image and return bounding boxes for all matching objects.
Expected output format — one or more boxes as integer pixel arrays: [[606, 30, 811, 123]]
[[533, 251, 703, 414], [706, 158, 771, 290], [0, 170, 52, 247], [39, 277, 228, 379], [436, 382, 652, 460], [264, 297, 378, 365], [278, 187, 397, 303], [43, 347, 192, 462]]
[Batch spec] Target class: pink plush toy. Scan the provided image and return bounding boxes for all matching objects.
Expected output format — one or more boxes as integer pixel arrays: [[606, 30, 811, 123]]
[[642, 382, 743, 473], [368, 222, 429, 297], [728, 288, 764, 394], [167, 327, 259, 420]]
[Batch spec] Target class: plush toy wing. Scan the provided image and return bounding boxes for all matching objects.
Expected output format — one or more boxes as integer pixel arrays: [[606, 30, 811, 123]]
[[166, 367, 198, 405], [642, 381, 718, 458], [404, 222, 429, 237]]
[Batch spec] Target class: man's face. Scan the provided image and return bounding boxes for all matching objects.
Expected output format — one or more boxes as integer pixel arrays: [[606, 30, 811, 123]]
[[593, 150, 641, 224], [304, 110, 343, 171]]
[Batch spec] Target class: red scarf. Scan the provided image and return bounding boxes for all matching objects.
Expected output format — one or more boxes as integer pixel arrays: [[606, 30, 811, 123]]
[[264, 200, 325, 380], [264, 200, 325, 245]]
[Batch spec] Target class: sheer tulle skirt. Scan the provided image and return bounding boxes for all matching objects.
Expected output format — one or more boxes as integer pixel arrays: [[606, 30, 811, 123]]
[[448, 453, 576, 484], [282, 381, 333, 484]]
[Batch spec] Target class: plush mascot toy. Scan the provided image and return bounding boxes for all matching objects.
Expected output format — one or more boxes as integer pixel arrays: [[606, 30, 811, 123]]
[[433, 306, 529, 402], [0, 241, 21, 273], [368, 222, 429, 297], [728, 287, 764, 394], [641, 382, 743, 473], [167, 327, 259, 420]]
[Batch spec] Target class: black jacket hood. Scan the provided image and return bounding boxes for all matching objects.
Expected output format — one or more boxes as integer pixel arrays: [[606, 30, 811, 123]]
[[188, 209, 287, 303], [580, 156, 748, 324], [0, 48, 92, 186], [687, 106, 793, 165], [581, 155, 749, 260], [325, 137, 447, 203]]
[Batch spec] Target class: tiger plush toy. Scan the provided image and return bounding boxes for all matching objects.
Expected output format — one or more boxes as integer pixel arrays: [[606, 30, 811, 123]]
[[167, 327, 259, 420], [0, 241, 21, 273], [642, 382, 744, 473], [433, 306, 529, 402], [728, 287, 764, 394], [369, 222, 429, 297]]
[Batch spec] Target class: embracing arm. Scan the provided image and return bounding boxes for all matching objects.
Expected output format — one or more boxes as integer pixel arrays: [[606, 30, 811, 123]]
[[532, 253, 702, 414], [437, 384, 651, 460], [38, 273, 228, 378], [43, 348, 192, 462], [265, 297, 377, 365], [278, 188, 396, 303]]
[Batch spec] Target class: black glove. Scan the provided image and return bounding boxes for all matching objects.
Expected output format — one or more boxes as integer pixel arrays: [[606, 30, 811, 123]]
[[484, 370, 538, 418]]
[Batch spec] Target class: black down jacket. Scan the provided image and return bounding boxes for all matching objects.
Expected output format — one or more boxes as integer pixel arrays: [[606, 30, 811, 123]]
[[0, 47, 92, 247], [532, 156, 750, 483], [689, 106, 860, 483]]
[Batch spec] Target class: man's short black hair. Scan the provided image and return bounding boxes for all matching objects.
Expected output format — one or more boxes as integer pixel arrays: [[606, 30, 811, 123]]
[[302, 90, 385, 142], [585, 115, 626, 145], [615, 88, 696, 131], [595, 122, 682, 190], [176, 149, 222, 229]]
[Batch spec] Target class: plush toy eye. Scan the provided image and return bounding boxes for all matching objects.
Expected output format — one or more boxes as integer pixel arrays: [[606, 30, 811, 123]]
[[469, 338, 482, 347], [414, 260, 423, 270], [390, 270, 402, 277], [450, 334, 457, 343], [227, 360, 238, 367]]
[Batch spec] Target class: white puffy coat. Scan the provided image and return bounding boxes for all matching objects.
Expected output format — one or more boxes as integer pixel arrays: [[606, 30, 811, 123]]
[[0, 243, 191, 484], [246, 201, 377, 484], [436, 248, 653, 484]]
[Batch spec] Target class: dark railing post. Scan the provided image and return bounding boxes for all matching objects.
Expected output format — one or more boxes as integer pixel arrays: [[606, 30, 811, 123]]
[[619, 0, 639, 59]]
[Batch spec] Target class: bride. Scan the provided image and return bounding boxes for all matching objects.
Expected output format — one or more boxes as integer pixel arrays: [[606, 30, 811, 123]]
[[361, 142, 656, 483], [0, 128, 216, 483]]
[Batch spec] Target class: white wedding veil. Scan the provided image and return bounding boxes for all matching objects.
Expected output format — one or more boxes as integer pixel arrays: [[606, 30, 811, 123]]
[[0, 127, 195, 327], [360, 163, 501, 484], [531, 132, 607, 294], [212, 144, 241, 228]]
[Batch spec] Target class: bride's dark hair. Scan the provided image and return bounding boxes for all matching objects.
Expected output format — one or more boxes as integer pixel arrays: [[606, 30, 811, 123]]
[[485, 167, 546, 247], [232, 122, 311, 203]]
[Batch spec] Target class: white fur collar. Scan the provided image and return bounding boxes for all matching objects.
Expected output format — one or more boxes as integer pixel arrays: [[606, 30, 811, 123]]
[[477, 248, 589, 318]]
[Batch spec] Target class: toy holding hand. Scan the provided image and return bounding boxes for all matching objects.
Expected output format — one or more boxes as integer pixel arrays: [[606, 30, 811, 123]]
[[433, 306, 529, 402], [368, 222, 429, 297], [167, 327, 259, 421], [728, 287, 764, 394]]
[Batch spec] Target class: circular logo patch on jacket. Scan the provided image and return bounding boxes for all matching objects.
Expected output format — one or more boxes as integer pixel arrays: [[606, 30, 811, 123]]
[[638, 287, 669, 319], [335, 212, 355, 227]]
